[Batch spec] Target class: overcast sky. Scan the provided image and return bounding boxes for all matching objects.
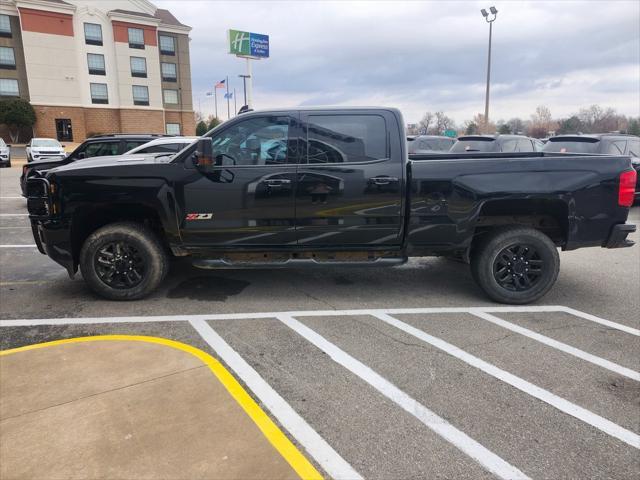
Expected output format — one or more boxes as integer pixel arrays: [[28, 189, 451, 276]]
[[155, 0, 640, 124]]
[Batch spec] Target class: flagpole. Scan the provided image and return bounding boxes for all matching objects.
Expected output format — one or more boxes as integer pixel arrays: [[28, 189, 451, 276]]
[[214, 88, 218, 120], [234, 88, 237, 115], [226, 76, 230, 120]]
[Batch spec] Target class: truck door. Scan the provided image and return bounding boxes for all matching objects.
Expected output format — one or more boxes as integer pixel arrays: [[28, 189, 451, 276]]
[[296, 110, 404, 246], [180, 113, 299, 246]]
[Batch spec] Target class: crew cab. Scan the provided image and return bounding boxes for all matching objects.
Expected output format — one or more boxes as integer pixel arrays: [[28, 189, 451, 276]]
[[26, 107, 637, 303]]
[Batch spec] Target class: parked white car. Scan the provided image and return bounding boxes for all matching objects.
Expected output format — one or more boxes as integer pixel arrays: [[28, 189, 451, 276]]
[[124, 136, 199, 155], [26, 138, 66, 163], [0, 138, 11, 168]]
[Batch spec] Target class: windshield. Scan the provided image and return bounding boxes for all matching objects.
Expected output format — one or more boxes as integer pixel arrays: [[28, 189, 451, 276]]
[[450, 139, 496, 153], [32, 139, 62, 148], [543, 139, 600, 154], [0, 139, 5, 147]]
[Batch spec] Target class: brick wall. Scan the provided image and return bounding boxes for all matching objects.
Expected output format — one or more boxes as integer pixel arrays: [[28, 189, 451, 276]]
[[120, 109, 164, 134], [84, 108, 121, 137], [165, 110, 195, 135], [33, 105, 87, 141], [29, 105, 189, 141]]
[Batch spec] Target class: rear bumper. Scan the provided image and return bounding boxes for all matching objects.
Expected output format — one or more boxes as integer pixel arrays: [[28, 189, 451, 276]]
[[604, 223, 636, 248]]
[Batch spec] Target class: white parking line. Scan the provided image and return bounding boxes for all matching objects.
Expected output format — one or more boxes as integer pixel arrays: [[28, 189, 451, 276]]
[[0, 305, 630, 327], [560, 306, 640, 336], [276, 314, 530, 480], [189, 319, 363, 480], [470, 310, 640, 381], [0, 214, 28, 217], [372, 312, 640, 449], [0, 197, 23, 199], [0, 245, 37, 248]]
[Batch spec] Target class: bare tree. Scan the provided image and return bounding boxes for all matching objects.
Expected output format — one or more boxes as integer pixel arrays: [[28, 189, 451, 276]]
[[473, 113, 496, 134], [528, 105, 557, 138], [418, 112, 434, 134], [430, 111, 455, 135], [578, 105, 622, 133], [507, 117, 525, 135]]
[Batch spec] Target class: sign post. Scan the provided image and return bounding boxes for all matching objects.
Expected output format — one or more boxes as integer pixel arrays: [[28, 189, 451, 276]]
[[228, 29, 269, 110]]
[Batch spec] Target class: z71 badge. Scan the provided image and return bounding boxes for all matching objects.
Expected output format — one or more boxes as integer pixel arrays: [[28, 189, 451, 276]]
[[185, 213, 213, 220]]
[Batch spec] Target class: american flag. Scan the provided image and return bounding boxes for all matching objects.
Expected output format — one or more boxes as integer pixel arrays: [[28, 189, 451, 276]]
[[215, 79, 226, 89]]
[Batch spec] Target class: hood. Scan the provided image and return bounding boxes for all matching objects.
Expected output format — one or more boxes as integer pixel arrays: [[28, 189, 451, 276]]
[[0, 146, 9, 154], [48, 152, 174, 173]]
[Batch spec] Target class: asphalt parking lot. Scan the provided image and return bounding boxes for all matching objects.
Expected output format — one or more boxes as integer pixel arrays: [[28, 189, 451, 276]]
[[1, 163, 639, 479]]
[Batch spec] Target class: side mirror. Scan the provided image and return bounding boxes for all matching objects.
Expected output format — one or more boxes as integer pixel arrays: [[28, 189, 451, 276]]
[[194, 138, 214, 167], [61, 144, 66, 148], [77, 152, 86, 159], [6, 144, 10, 148]]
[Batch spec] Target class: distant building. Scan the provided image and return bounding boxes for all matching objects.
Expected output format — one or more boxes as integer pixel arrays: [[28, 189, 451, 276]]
[[0, 0, 194, 142]]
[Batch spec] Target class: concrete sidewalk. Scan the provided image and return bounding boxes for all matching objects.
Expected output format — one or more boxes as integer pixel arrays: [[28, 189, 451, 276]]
[[0, 336, 320, 480]]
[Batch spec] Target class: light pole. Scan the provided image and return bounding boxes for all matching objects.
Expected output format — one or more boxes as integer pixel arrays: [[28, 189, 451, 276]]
[[238, 74, 250, 108], [481, 6, 498, 133]]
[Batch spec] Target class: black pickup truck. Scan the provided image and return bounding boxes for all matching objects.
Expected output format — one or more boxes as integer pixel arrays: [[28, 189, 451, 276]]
[[26, 107, 637, 303]]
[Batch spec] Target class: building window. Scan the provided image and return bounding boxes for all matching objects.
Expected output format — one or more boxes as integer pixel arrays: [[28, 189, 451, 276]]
[[90, 83, 108, 104], [132, 85, 149, 105], [0, 78, 19, 96], [0, 47, 16, 69], [87, 53, 105, 75], [161, 62, 177, 82], [163, 89, 178, 104], [159, 35, 175, 55], [130, 56, 147, 78], [84, 23, 102, 45], [0, 15, 11, 37], [128, 28, 145, 49], [166, 123, 180, 135]]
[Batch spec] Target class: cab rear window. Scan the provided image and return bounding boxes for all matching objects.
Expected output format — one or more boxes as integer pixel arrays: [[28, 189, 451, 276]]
[[543, 139, 600, 154], [450, 138, 496, 153]]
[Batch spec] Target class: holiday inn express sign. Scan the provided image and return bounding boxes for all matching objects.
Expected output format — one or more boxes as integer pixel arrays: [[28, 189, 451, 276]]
[[228, 30, 269, 58]]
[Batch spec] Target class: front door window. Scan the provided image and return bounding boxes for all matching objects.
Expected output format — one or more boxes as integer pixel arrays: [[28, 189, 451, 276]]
[[210, 116, 291, 166]]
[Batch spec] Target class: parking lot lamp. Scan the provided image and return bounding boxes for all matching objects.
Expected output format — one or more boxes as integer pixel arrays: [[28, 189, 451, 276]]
[[481, 6, 498, 133]]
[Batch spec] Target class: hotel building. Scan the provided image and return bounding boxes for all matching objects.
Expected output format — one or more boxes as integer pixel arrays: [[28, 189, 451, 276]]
[[0, 0, 194, 142]]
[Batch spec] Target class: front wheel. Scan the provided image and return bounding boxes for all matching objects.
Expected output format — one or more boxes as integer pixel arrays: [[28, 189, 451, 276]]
[[471, 226, 559, 304], [80, 222, 168, 300]]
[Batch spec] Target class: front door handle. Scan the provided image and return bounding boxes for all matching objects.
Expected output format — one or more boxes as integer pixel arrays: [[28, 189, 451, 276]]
[[368, 176, 399, 185], [264, 179, 292, 187]]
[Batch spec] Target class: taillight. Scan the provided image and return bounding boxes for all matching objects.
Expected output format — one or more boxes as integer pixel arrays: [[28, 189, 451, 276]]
[[618, 169, 636, 207]]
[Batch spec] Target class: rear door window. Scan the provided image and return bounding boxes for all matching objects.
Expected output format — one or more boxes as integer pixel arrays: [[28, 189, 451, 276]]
[[305, 114, 387, 164], [83, 141, 120, 158], [124, 140, 149, 151]]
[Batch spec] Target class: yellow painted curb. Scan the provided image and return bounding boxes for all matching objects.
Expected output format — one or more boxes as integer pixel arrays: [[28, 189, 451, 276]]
[[1, 335, 323, 480]]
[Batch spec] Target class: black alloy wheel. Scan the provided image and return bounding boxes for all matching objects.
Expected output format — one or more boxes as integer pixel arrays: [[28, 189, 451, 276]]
[[94, 241, 146, 289], [492, 243, 543, 292]]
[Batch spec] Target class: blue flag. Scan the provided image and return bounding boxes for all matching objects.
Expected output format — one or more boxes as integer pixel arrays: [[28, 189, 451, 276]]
[[224, 92, 233, 99]]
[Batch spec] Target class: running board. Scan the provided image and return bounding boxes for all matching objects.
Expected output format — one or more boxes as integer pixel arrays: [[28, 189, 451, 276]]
[[192, 257, 407, 269]]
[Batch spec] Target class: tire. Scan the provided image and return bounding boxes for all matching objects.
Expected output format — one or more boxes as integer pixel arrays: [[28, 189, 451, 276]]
[[471, 226, 559, 304], [80, 222, 168, 300]]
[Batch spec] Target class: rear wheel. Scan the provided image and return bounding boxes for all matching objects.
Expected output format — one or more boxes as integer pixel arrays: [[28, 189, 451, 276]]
[[80, 222, 168, 300], [471, 226, 559, 304]]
